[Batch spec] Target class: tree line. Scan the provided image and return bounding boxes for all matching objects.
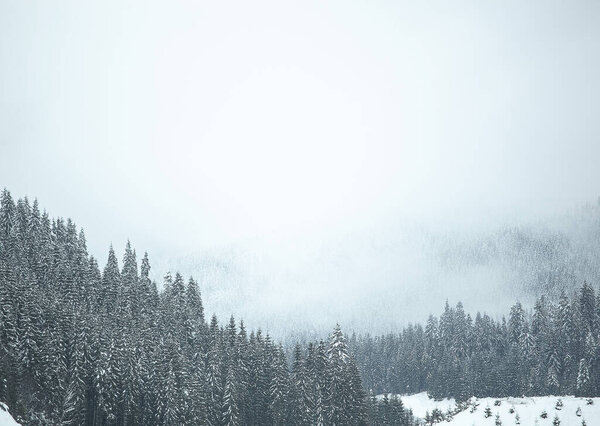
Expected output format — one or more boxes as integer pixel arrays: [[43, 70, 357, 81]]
[[0, 190, 416, 425], [350, 282, 600, 401]]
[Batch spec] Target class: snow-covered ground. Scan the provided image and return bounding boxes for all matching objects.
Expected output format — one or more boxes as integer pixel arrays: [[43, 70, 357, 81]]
[[387, 392, 600, 425], [0, 403, 20, 426], [451, 396, 599, 426]]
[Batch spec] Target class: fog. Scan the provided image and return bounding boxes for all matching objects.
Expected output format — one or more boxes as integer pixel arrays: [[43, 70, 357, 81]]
[[2, 0, 600, 336]]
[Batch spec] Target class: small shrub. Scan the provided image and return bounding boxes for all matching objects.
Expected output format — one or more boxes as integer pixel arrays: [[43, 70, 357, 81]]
[[431, 408, 443, 422], [484, 405, 492, 418], [541, 410, 548, 419], [445, 408, 453, 421], [555, 398, 563, 410], [509, 407, 515, 414], [495, 413, 502, 426], [552, 414, 560, 426], [576, 406, 582, 417], [586, 398, 593, 405], [494, 399, 502, 406]]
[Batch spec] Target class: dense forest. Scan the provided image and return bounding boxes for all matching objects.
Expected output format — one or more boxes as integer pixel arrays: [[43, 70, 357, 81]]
[[351, 283, 600, 400], [0, 190, 416, 426], [3, 188, 600, 425]]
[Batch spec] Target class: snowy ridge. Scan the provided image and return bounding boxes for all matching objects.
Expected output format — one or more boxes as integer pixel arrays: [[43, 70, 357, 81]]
[[387, 392, 600, 425], [0, 402, 20, 426]]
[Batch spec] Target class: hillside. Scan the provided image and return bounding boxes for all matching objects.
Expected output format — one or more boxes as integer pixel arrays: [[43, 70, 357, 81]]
[[395, 392, 599, 425]]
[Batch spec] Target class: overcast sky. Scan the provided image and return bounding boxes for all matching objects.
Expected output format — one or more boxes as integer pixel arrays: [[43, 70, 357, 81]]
[[1, 1, 600, 316]]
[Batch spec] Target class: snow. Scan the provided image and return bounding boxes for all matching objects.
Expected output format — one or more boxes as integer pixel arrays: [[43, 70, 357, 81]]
[[449, 396, 599, 426], [0, 403, 20, 426], [388, 393, 600, 426]]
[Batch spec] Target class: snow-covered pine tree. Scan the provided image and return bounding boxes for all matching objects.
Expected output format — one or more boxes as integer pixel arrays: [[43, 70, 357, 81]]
[[270, 344, 290, 425], [222, 366, 240, 426]]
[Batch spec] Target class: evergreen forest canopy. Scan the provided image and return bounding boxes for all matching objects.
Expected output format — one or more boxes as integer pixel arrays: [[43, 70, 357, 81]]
[[351, 283, 600, 400], [0, 189, 415, 425], [2, 188, 600, 426]]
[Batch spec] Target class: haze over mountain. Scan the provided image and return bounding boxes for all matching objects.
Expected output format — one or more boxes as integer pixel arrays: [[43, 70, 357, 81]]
[[152, 200, 600, 337], [2, 0, 600, 336]]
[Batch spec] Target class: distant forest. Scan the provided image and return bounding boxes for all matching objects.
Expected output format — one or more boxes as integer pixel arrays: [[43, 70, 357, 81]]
[[351, 283, 600, 400], [0, 189, 416, 425]]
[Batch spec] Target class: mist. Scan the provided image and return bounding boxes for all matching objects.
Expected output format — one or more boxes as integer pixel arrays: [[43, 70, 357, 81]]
[[2, 0, 600, 336]]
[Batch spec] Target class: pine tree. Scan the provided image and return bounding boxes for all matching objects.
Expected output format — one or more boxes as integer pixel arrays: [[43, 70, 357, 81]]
[[270, 345, 290, 425], [206, 344, 223, 426], [222, 366, 240, 426], [101, 246, 121, 319], [577, 358, 591, 395], [291, 344, 312, 425], [327, 324, 351, 425]]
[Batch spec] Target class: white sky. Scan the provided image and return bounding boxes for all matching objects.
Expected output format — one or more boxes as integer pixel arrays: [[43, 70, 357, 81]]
[[1, 1, 600, 331]]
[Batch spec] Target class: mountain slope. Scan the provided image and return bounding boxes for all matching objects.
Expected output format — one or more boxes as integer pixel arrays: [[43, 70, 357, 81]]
[[396, 392, 599, 425]]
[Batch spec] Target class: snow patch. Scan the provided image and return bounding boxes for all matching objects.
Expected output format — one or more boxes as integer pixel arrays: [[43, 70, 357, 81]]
[[392, 393, 600, 426], [0, 402, 20, 426]]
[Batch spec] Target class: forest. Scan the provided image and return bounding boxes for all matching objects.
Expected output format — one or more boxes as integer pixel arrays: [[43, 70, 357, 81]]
[[0, 190, 416, 425], [351, 284, 600, 400], [2, 189, 600, 425]]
